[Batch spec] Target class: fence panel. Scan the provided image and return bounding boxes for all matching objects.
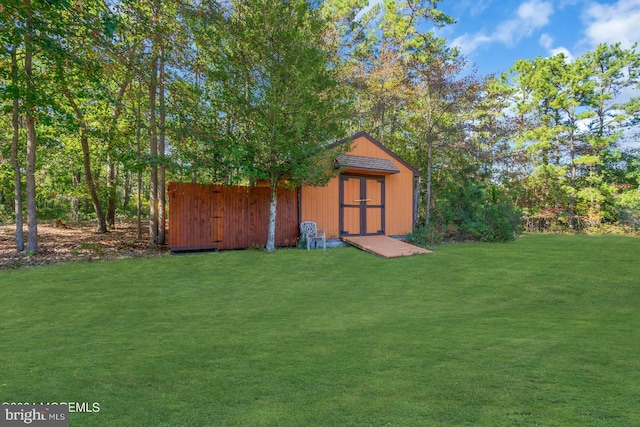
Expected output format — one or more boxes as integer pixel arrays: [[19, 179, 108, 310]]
[[168, 182, 299, 251]]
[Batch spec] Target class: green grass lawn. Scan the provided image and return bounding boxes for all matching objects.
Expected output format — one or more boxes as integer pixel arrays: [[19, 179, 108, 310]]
[[1, 234, 639, 426]]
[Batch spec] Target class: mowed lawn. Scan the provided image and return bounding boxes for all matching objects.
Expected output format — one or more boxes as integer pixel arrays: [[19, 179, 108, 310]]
[[1, 234, 639, 426]]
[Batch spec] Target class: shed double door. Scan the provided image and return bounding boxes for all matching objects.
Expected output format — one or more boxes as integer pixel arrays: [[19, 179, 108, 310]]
[[340, 175, 385, 236]]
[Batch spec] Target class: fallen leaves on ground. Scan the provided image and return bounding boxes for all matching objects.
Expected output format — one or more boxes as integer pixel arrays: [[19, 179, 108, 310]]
[[0, 221, 168, 269]]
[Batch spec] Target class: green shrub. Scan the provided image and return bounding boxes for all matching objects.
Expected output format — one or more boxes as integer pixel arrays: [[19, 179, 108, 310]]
[[615, 189, 640, 229], [411, 182, 522, 247], [441, 182, 521, 242]]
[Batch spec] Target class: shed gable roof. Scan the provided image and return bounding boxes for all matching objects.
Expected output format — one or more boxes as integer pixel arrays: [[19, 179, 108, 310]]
[[329, 131, 419, 177]]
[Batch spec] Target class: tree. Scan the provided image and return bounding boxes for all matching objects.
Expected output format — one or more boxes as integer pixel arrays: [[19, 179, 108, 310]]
[[497, 44, 639, 229], [580, 43, 640, 224], [58, 76, 110, 233], [50, 0, 133, 233], [470, 76, 518, 185], [135, 0, 186, 245], [405, 50, 481, 226], [1, 18, 25, 250], [1, 0, 51, 252], [19, 0, 39, 252], [147, 0, 161, 245], [216, 0, 348, 252], [1, 0, 122, 246], [327, 0, 454, 140]]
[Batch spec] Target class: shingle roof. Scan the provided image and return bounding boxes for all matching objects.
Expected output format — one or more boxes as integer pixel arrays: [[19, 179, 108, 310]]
[[336, 154, 400, 174]]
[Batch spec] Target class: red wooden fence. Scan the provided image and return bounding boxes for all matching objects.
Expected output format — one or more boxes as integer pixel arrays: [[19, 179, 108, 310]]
[[168, 182, 299, 251]]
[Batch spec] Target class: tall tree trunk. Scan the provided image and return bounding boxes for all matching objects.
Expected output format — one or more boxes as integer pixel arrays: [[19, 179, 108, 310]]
[[137, 173, 143, 240], [106, 73, 131, 229], [80, 131, 108, 233], [413, 175, 421, 227], [10, 44, 24, 252], [107, 163, 117, 228], [70, 172, 81, 221], [136, 79, 143, 241], [266, 177, 278, 252], [24, 0, 38, 253], [123, 170, 132, 210], [158, 45, 166, 245], [424, 138, 433, 227], [148, 17, 160, 245], [60, 84, 108, 233], [416, 143, 427, 226], [569, 137, 576, 230]]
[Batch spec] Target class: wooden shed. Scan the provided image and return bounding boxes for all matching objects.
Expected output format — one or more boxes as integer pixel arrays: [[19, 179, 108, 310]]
[[167, 132, 418, 251], [301, 131, 418, 239]]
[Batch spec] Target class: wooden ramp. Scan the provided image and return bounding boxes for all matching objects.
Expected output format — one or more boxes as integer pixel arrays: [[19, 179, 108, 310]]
[[342, 235, 433, 258]]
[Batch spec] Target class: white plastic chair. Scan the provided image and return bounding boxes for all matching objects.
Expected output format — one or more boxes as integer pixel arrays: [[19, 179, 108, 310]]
[[300, 221, 326, 251]]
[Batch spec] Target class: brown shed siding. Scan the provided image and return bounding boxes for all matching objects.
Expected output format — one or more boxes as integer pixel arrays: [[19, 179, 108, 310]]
[[168, 183, 299, 251], [301, 133, 417, 238]]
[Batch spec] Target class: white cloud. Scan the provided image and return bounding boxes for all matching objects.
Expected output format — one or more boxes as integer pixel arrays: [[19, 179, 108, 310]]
[[582, 0, 640, 49], [539, 34, 574, 61], [548, 46, 574, 61], [452, 33, 494, 54], [451, 0, 554, 54], [516, 0, 554, 28], [539, 33, 554, 49]]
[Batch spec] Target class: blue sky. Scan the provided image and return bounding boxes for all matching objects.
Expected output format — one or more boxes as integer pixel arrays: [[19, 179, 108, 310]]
[[430, 0, 640, 76]]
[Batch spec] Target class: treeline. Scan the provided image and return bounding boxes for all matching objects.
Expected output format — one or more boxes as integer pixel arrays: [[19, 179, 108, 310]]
[[1, 0, 639, 253]]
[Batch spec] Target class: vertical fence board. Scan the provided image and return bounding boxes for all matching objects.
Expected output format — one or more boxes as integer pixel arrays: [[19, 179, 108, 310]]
[[168, 183, 299, 251]]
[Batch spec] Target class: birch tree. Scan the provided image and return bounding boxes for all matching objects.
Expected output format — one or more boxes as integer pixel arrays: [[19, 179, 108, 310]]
[[215, 0, 348, 252]]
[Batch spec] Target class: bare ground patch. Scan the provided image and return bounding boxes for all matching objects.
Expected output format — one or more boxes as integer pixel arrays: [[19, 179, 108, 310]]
[[0, 220, 168, 269]]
